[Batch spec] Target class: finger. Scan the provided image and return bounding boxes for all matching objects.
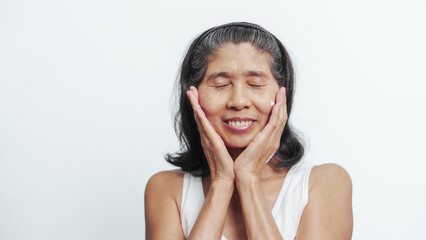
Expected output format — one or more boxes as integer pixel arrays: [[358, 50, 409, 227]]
[[267, 89, 283, 130], [237, 88, 287, 166], [257, 102, 282, 139], [275, 87, 283, 104], [253, 88, 286, 143], [186, 88, 207, 133], [187, 92, 207, 131], [187, 88, 210, 125], [186, 87, 200, 111], [272, 87, 287, 128], [273, 87, 284, 116], [265, 88, 287, 141], [190, 86, 199, 100], [195, 107, 221, 143], [279, 87, 287, 121]]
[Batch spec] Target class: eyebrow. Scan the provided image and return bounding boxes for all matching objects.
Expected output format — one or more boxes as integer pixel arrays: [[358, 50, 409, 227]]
[[206, 72, 232, 82], [206, 70, 267, 81], [242, 70, 268, 78]]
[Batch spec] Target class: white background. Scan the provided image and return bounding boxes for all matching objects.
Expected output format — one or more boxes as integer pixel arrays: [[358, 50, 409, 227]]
[[1, 0, 425, 239]]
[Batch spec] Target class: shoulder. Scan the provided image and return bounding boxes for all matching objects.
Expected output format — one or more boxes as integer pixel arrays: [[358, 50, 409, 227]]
[[309, 163, 352, 194], [144, 169, 186, 239], [146, 169, 185, 187], [296, 163, 353, 239], [145, 169, 185, 206], [146, 169, 185, 193]]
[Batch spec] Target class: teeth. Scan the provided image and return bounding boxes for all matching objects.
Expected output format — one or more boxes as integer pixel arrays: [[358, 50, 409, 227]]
[[228, 120, 252, 128]]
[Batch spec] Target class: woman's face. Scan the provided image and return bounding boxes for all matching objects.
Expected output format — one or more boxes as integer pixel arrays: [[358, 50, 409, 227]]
[[198, 42, 279, 148]]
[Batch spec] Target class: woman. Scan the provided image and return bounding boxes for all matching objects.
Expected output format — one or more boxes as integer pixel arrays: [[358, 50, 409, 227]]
[[145, 22, 353, 240]]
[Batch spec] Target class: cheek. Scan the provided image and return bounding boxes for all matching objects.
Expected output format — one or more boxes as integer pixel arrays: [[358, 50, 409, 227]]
[[257, 97, 274, 115], [198, 91, 223, 122], [253, 89, 278, 115]]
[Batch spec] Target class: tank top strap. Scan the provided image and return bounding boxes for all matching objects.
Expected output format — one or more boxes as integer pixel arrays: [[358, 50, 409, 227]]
[[271, 162, 313, 239], [180, 172, 228, 240], [180, 172, 205, 237]]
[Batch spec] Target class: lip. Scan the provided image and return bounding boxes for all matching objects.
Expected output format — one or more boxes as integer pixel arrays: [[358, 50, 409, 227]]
[[223, 117, 256, 132]]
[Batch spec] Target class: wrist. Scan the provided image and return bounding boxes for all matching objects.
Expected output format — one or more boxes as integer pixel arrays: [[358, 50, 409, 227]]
[[209, 178, 235, 198], [234, 171, 260, 186], [210, 177, 235, 190]]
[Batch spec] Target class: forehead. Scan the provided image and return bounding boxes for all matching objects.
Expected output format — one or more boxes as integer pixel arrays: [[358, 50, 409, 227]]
[[206, 43, 272, 74]]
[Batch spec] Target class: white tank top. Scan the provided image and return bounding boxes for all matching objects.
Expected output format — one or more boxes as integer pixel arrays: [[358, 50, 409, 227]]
[[180, 162, 313, 240]]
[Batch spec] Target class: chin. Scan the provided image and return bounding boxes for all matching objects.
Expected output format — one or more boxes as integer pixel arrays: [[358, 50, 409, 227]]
[[225, 143, 248, 149], [223, 138, 251, 149]]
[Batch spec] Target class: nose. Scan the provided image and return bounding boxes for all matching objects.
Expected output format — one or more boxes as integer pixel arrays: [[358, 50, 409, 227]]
[[226, 83, 251, 110]]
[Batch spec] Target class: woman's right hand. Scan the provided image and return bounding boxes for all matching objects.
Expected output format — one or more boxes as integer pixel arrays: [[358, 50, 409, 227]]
[[186, 86, 235, 183]]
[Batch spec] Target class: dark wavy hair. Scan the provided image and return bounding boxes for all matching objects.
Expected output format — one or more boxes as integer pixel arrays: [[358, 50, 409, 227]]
[[166, 22, 304, 177]]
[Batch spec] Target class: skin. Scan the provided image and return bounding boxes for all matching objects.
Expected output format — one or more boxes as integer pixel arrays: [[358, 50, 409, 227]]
[[145, 43, 353, 240], [198, 43, 279, 152]]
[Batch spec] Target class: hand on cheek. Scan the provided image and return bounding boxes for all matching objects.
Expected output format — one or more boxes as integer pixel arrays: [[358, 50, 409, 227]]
[[234, 87, 287, 178], [186, 86, 235, 182]]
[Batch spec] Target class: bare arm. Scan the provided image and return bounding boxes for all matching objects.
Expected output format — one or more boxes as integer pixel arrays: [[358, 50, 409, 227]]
[[146, 86, 352, 239], [296, 163, 353, 240], [185, 86, 236, 239], [235, 174, 283, 239], [144, 170, 234, 240], [233, 87, 288, 239], [144, 171, 185, 240], [187, 179, 234, 240]]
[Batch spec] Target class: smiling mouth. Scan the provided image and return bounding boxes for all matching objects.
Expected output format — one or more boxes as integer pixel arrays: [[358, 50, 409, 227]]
[[224, 118, 256, 131]]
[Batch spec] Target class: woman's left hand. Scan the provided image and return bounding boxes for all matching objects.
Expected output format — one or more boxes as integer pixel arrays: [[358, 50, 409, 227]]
[[234, 87, 288, 180]]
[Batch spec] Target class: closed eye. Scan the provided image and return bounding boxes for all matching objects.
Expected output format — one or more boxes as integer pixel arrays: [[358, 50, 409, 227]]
[[214, 84, 230, 89], [248, 84, 265, 88]]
